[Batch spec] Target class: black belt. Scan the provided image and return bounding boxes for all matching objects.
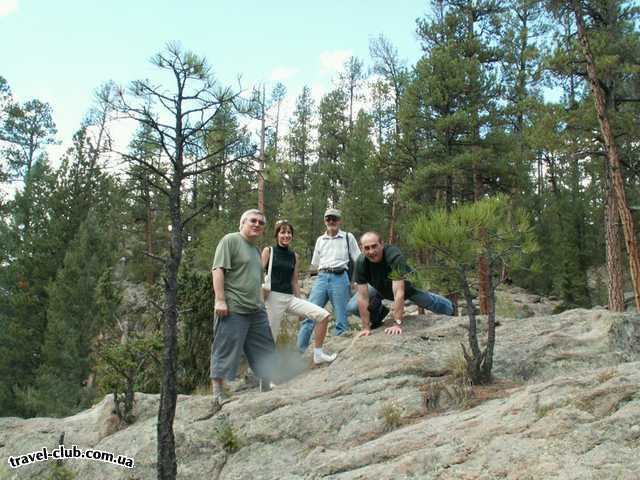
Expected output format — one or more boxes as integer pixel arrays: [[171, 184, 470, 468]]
[[319, 268, 347, 274]]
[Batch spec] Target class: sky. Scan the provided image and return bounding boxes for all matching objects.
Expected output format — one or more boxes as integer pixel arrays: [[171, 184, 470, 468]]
[[0, 0, 430, 160]]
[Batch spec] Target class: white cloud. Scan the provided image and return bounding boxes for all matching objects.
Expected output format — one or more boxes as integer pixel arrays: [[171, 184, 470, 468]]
[[0, 0, 17, 18], [309, 83, 326, 104], [319, 50, 352, 75], [269, 67, 299, 82]]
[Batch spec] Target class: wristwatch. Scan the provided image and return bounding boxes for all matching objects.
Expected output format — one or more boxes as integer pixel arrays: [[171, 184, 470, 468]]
[[394, 319, 402, 326]]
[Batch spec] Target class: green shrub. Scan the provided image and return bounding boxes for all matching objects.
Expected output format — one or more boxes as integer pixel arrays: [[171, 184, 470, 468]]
[[213, 414, 242, 453]]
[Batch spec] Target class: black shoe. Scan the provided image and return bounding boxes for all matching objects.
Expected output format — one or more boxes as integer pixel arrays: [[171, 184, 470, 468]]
[[195, 394, 230, 421]]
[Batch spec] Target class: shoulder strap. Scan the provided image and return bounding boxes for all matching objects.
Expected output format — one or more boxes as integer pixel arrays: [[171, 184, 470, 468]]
[[345, 231, 351, 259]]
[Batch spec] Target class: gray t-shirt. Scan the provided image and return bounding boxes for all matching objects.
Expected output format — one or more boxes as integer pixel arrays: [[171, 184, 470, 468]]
[[212, 232, 263, 314]]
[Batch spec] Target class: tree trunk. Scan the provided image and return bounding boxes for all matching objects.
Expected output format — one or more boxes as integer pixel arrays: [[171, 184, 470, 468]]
[[474, 168, 490, 315], [605, 162, 625, 311], [145, 198, 155, 286], [157, 185, 182, 480], [572, 1, 640, 311], [258, 88, 266, 214], [459, 268, 484, 383], [274, 100, 281, 162], [477, 253, 490, 315], [388, 183, 399, 244], [124, 370, 135, 423], [480, 257, 496, 383]]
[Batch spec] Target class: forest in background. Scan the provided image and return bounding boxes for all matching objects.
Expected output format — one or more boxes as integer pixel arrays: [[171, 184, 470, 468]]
[[1, 0, 639, 421]]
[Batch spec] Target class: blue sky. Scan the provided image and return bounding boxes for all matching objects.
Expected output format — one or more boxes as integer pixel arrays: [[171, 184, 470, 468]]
[[1, 0, 429, 152]]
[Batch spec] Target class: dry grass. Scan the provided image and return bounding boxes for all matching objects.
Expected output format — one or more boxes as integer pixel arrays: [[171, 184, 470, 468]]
[[379, 402, 403, 432], [192, 384, 211, 396], [420, 351, 474, 411], [423, 376, 520, 414], [596, 368, 617, 383], [446, 351, 471, 386], [422, 378, 471, 412]]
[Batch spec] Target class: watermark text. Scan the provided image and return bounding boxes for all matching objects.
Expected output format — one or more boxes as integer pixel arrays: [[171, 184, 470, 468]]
[[8, 444, 134, 469]]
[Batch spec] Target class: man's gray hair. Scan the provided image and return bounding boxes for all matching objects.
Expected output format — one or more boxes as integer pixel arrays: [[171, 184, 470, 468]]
[[239, 209, 267, 230]]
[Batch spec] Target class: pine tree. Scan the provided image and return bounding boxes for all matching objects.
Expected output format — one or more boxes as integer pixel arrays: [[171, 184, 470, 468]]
[[339, 56, 365, 132], [411, 196, 537, 383], [339, 111, 385, 236], [1, 98, 57, 241], [315, 89, 348, 208], [284, 86, 315, 195], [0, 161, 59, 416], [27, 213, 119, 416], [406, 1, 511, 312], [109, 43, 247, 480], [369, 35, 409, 242], [545, 0, 640, 309]]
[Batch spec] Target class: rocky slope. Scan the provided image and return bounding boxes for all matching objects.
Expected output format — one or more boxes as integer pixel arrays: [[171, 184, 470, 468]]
[[1, 289, 639, 479]]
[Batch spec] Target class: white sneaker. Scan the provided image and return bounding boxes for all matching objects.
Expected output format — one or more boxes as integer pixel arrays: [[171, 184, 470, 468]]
[[313, 351, 337, 365]]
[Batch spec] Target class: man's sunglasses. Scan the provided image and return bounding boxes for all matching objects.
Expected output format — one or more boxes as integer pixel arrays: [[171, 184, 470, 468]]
[[247, 218, 266, 226], [324, 216, 340, 222]]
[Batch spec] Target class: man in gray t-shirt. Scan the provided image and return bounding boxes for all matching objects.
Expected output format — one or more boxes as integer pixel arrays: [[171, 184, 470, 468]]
[[210, 209, 276, 412], [212, 230, 263, 314]]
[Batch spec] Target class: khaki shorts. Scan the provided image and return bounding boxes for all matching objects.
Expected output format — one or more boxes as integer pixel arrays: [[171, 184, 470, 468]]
[[264, 291, 329, 339]]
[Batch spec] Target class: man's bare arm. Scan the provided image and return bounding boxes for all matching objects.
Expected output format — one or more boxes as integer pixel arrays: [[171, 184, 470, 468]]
[[212, 268, 228, 316], [385, 280, 405, 335], [392, 280, 405, 321]]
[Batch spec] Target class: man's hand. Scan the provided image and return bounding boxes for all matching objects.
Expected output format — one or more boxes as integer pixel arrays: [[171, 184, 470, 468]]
[[358, 329, 372, 338], [384, 325, 402, 335], [215, 300, 229, 317]]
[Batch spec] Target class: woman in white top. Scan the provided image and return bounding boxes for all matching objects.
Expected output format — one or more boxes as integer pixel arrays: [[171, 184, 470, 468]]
[[262, 220, 337, 365]]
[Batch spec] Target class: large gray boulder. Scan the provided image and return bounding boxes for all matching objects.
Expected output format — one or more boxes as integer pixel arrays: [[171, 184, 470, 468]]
[[1, 299, 639, 479]]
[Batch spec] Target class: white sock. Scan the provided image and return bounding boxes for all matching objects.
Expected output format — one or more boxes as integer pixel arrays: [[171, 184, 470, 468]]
[[314, 348, 323, 357], [213, 382, 224, 396]]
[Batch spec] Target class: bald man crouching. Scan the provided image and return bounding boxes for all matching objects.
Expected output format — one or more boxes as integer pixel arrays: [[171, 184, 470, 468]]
[[346, 232, 454, 337]]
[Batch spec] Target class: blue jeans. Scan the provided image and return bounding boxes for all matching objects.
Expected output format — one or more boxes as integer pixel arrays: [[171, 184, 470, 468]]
[[297, 271, 351, 352], [346, 285, 454, 317]]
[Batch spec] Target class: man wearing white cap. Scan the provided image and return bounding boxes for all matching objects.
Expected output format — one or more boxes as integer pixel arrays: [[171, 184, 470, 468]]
[[297, 208, 361, 353]]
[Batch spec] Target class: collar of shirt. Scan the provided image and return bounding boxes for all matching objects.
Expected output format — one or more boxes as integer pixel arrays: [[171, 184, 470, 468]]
[[320, 229, 345, 240], [314, 230, 351, 270]]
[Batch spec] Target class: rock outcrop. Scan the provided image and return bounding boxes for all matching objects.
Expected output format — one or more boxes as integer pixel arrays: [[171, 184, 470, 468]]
[[2, 289, 639, 479]]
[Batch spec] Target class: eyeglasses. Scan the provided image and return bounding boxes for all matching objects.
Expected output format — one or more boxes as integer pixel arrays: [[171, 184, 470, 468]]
[[275, 219, 289, 225], [248, 218, 266, 226], [324, 216, 339, 222]]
